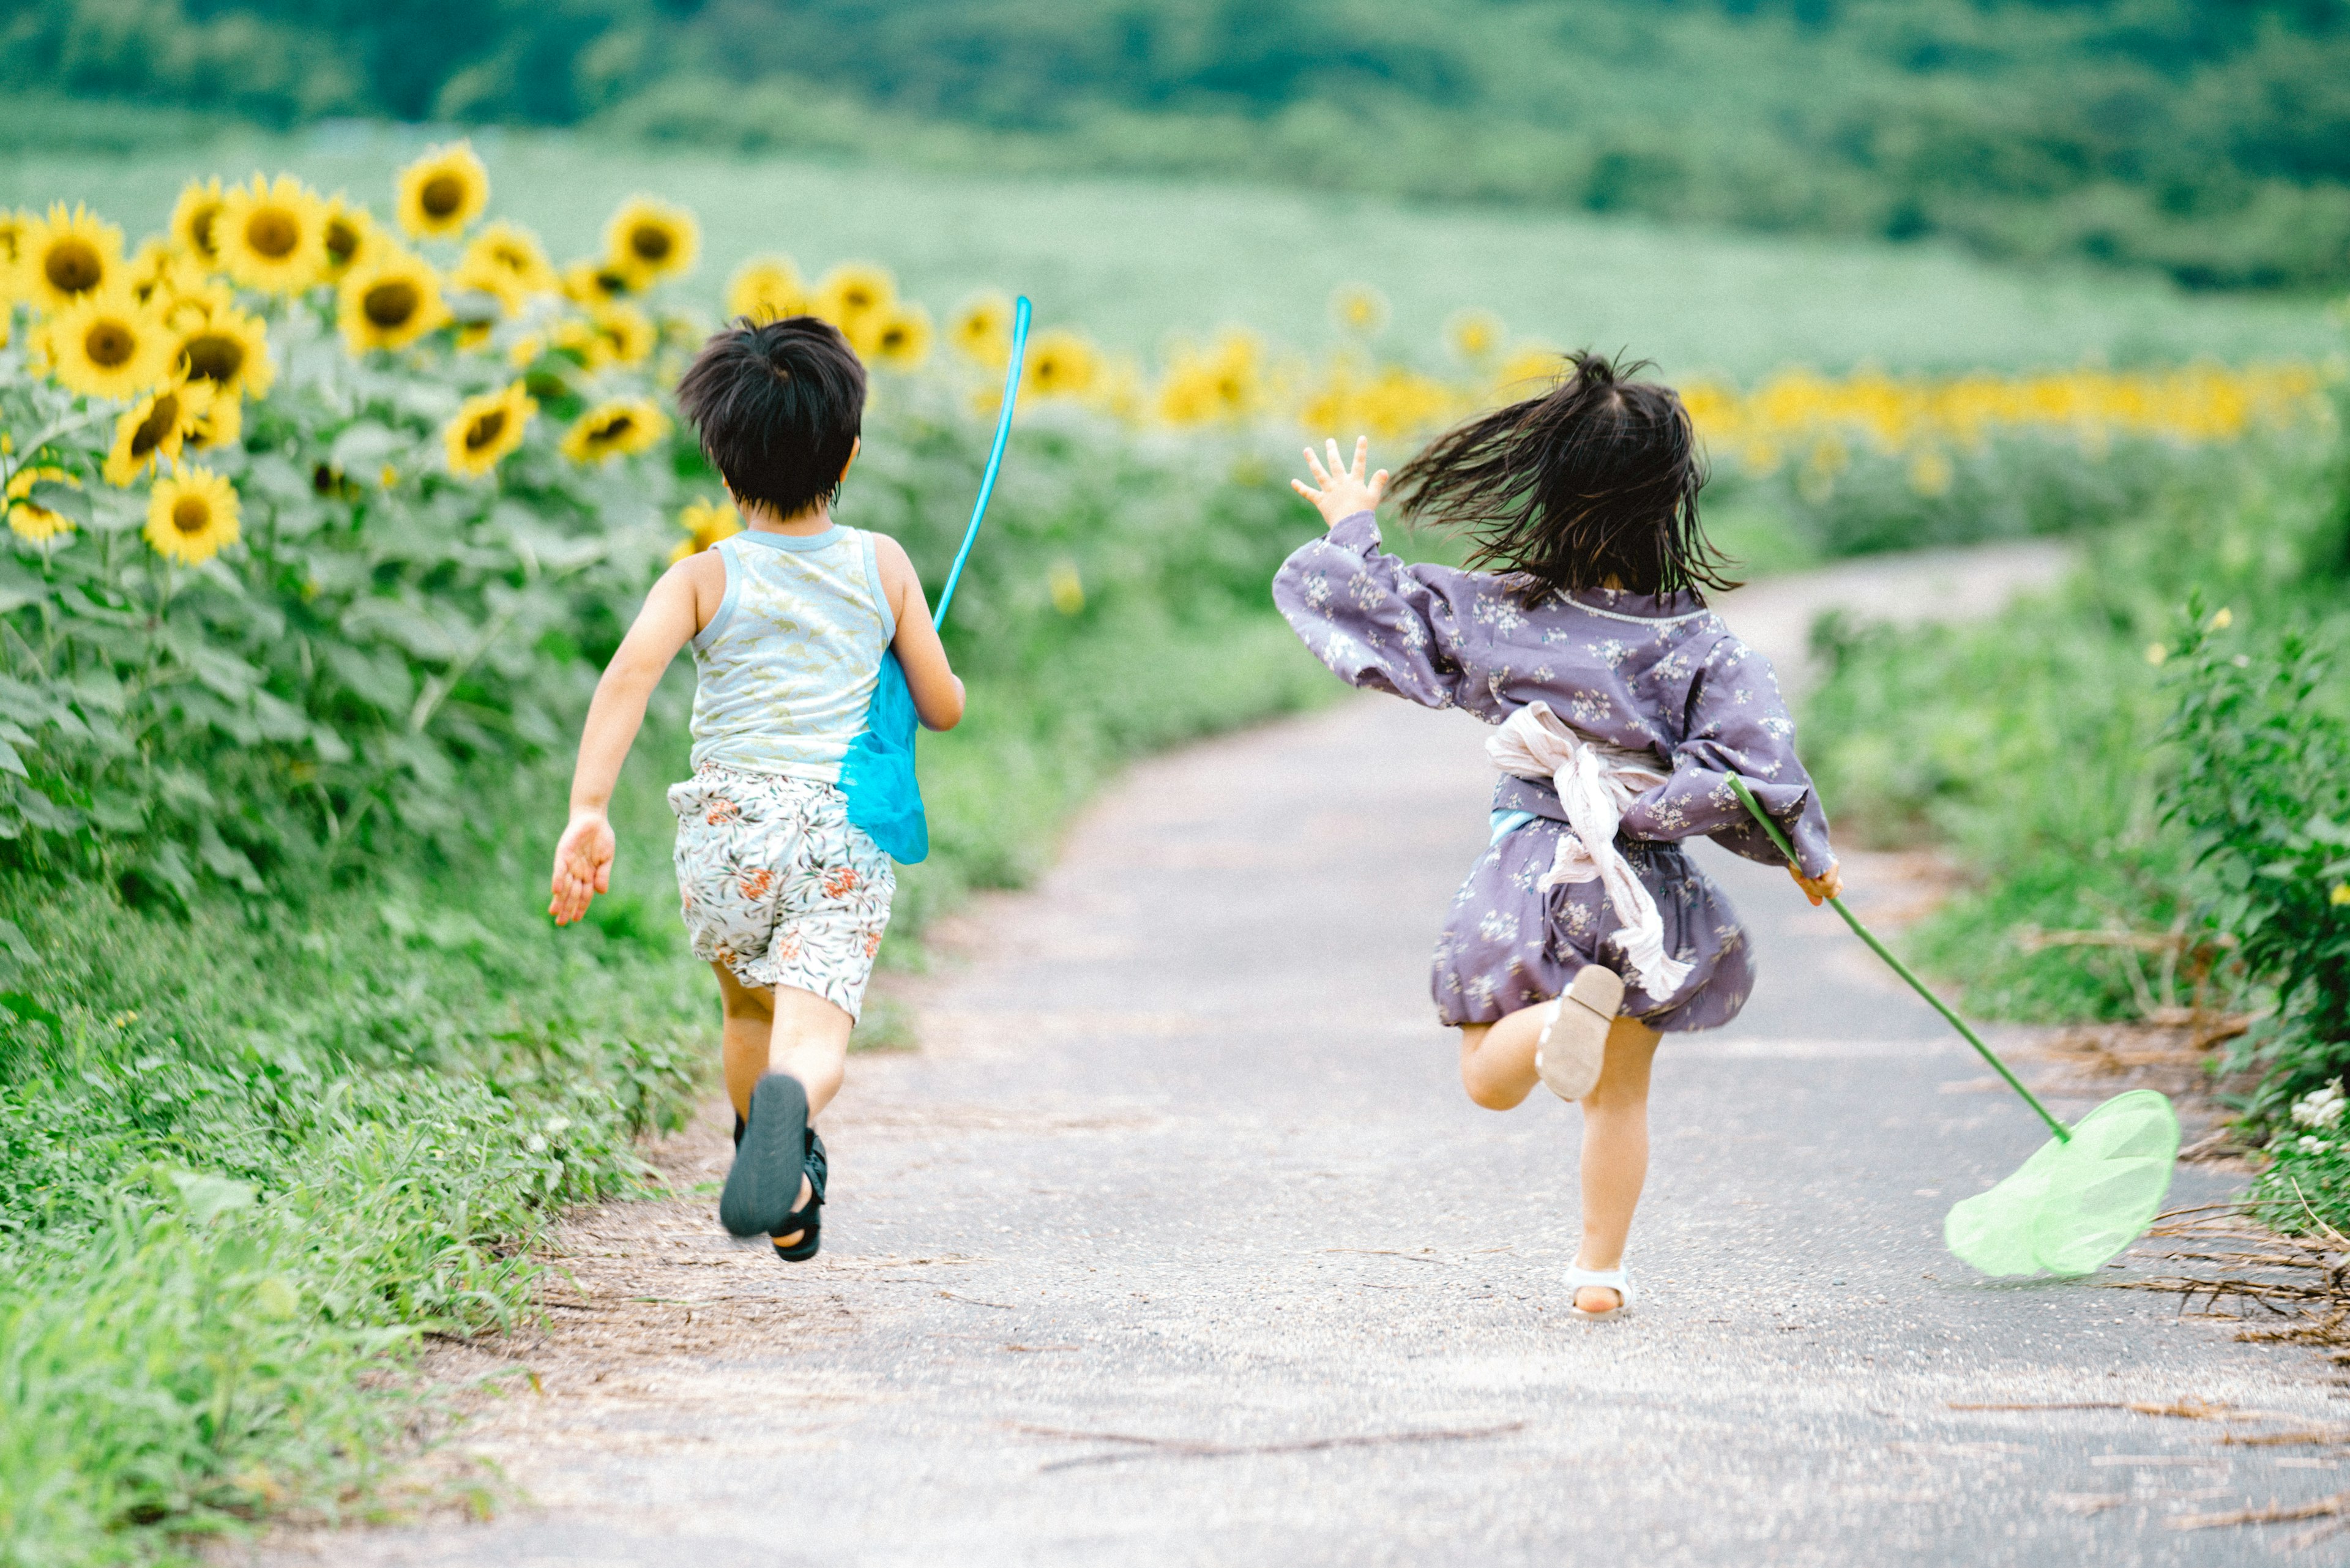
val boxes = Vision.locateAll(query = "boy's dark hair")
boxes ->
[674,316,865,519]
[1392,351,1736,600]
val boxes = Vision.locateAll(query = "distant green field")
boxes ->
[3,125,2329,381]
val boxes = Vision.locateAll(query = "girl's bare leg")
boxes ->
[1459,1004,1664,1313]
[714,963,855,1247]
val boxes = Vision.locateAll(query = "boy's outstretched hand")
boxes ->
[549,810,615,925]
[1293,436,1388,528]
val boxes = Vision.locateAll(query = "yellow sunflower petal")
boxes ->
[337,247,448,354]
[22,203,125,313]
[1023,329,1100,400]
[452,219,559,312]
[442,381,537,479]
[172,299,274,402]
[603,196,699,285]
[105,375,213,487]
[144,465,241,566]
[949,292,1015,368]
[870,304,934,371]
[170,179,228,270]
[394,141,490,241]
[320,196,382,284]
[811,263,897,352]
[726,255,806,324]
[218,174,329,294]
[559,398,668,466]
[7,465,82,543]
[48,286,173,401]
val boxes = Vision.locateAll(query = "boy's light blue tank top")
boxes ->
[688,526,895,783]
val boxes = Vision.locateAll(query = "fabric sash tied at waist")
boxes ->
[1486,700,1693,998]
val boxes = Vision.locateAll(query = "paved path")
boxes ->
[272,545,2344,1566]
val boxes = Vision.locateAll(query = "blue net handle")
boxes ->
[933,296,1031,630]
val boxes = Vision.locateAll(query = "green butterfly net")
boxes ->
[1729,780,2180,1278]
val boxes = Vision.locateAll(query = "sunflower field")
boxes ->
[0,137,2339,1562]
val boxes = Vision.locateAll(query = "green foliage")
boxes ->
[0,305,684,901]
[2159,601,2350,1114]
[13,1,2350,286]
[1804,439,2347,1022]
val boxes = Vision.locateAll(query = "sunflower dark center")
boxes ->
[247,209,299,259]
[629,225,672,263]
[171,496,210,536]
[46,240,102,294]
[190,206,222,258]
[132,395,180,458]
[464,410,507,451]
[420,174,466,219]
[85,321,136,368]
[364,280,420,328]
[325,218,360,266]
[183,334,244,383]
[595,416,635,444]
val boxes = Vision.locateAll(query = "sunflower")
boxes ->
[1022,329,1099,400]
[559,398,668,465]
[188,390,242,452]
[561,257,638,305]
[104,375,213,487]
[337,247,447,354]
[395,141,490,240]
[550,315,614,371]
[949,292,1015,368]
[21,203,124,313]
[170,178,228,271]
[1329,283,1390,338]
[0,209,29,298]
[725,255,807,324]
[218,174,329,294]
[812,263,895,350]
[319,196,381,284]
[588,301,657,365]
[668,496,742,562]
[124,237,198,309]
[604,197,699,285]
[6,466,81,543]
[144,465,240,566]
[871,304,933,371]
[442,381,536,479]
[452,220,559,312]
[47,286,173,401]
[1444,308,1505,363]
[172,299,274,401]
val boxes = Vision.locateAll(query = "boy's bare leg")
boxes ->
[1459,1005,1664,1313]
[714,963,855,1246]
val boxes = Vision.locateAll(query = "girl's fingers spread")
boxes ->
[1290,478,1316,498]
[1302,446,1329,483]
[1352,435,1369,477]
[1325,438,1343,473]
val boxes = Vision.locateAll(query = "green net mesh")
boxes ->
[1944,1089,2181,1278]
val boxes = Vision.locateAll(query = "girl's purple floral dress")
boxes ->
[1273,511,1837,1032]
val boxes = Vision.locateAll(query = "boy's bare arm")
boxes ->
[549,562,704,925]
[873,534,965,731]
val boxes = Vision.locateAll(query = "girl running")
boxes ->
[1274,353,1841,1318]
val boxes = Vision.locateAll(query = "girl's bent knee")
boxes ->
[1464,1075,1528,1111]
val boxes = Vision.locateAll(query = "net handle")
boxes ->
[932,295,1032,630]
[1726,775,2072,1144]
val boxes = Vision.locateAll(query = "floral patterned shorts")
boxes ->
[668,764,896,1020]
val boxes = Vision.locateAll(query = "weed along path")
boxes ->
[272,545,2343,1567]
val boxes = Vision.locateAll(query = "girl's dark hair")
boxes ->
[1392,351,1736,600]
[674,316,865,519]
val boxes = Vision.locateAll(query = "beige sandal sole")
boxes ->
[1534,965,1624,1102]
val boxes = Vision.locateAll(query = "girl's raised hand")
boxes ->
[1292,436,1389,528]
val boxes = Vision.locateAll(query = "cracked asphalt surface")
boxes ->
[263,546,2345,1566]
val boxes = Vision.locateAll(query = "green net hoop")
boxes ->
[1944,1089,2181,1278]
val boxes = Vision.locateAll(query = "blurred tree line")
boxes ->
[7,0,2350,289]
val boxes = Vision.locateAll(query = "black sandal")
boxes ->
[719,1073,808,1238]
[771,1129,827,1263]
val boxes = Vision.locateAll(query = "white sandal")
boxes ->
[1565,1261,1635,1321]
[1533,965,1623,1103]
